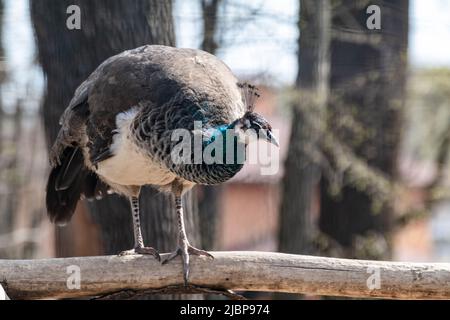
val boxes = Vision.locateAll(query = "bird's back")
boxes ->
[60,45,244,164]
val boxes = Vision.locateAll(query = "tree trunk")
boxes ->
[0,0,3,153]
[197,0,223,251]
[319,0,409,259]
[0,0,6,236]
[31,0,201,291]
[278,0,330,255]
[201,0,221,54]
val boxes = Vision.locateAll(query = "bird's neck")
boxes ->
[203,122,246,165]
[180,121,245,185]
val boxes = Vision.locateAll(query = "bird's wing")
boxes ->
[49,95,89,167]
[54,45,245,166]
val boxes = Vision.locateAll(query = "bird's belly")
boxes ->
[96,138,176,187]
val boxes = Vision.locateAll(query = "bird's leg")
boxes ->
[162,190,213,284]
[119,196,160,261]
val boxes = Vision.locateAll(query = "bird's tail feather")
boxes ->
[46,147,107,225]
[46,147,86,225]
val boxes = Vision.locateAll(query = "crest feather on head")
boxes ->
[237,82,260,112]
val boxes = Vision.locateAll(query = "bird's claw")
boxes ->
[119,246,161,261]
[162,242,214,285]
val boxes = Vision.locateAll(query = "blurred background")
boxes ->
[0,0,449,298]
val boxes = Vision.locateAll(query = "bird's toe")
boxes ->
[188,246,214,259]
[181,246,190,285]
[118,249,135,256]
[162,243,213,285]
[161,247,182,265]
[118,247,160,261]
[135,246,161,261]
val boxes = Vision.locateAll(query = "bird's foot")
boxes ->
[162,241,214,285]
[119,246,161,261]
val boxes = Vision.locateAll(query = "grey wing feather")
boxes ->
[49,81,91,167]
[59,80,90,125]
[51,45,246,167]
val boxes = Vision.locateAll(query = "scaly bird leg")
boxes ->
[119,196,160,261]
[162,189,213,285]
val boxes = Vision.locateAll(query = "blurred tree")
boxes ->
[0,1,47,259]
[404,68,450,208]
[0,0,17,257]
[31,0,201,276]
[0,0,6,237]
[197,0,223,251]
[2,103,22,245]
[0,0,3,154]
[201,0,222,54]
[278,0,330,255]
[280,0,409,263]
[319,0,409,259]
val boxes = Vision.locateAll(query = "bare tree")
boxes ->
[0,0,7,237]
[278,0,330,255]
[0,0,3,154]
[319,0,409,259]
[280,0,409,262]
[201,0,222,53]
[196,0,224,251]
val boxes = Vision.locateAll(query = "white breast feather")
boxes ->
[96,108,177,187]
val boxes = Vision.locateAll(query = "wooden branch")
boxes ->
[1,251,450,300]
[93,284,246,300]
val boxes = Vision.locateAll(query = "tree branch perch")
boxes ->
[1,251,450,300]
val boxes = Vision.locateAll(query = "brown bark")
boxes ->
[3,252,450,300]
[201,0,222,54]
[278,0,330,255]
[197,0,223,250]
[0,0,3,153]
[0,0,5,234]
[319,0,409,258]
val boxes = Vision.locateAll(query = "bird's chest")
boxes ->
[97,142,175,187]
[95,112,176,187]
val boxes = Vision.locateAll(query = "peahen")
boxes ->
[46,45,278,283]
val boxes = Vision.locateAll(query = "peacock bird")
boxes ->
[46,45,278,283]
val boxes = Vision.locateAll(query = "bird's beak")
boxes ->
[260,129,279,147]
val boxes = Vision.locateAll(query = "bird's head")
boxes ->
[231,111,279,147]
[231,82,279,147]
